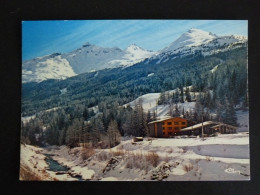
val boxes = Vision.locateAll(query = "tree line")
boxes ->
[21,46,248,147]
[21,98,152,148]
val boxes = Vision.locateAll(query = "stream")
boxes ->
[44,154,84,181]
[45,154,69,172]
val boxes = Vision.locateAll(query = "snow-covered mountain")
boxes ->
[22,43,155,83]
[108,44,156,67]
[22,53,77,83]
[61,42,125,74]
[162,28,218,53]
[146,28,247,64]
[63,43,156,73]
[22,28,247,83]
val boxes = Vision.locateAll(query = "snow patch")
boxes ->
[60,88,67,95]
[100,177,119,181]
[70,167,95,180]
[210,65,219,73]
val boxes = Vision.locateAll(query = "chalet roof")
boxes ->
[211,123,237,130]
[181,121,217,131]
[148,117,186,124]
[181,121,237,131]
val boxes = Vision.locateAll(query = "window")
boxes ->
[174,122,179,125]
[182,122,186,125]
[167,122,172,125]
[168,127,172,130]
[163,127,165,130]
[162,122,165,125]
[175,127,179,130]
[163,132,165,135]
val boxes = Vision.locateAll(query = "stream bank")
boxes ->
[44,153,84,181]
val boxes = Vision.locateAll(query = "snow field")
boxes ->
[20,132,249,181]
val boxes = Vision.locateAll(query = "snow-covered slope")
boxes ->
[146,28,247,64]
[108,44,156,67]
[61,43,125,73]
[64,43,155,72]
[124,88,198,120]
[162,28,217,53]
[22,43,155,83]
[22,54,77,83]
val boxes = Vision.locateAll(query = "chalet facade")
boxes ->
[148,117,188,138]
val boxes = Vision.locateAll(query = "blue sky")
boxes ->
[22,20,247,61]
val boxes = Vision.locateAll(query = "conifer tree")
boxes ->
[174,89,180,103]
[168,101,174,117]
[147,110,152,123]
[223,100,237,126]
[185,87,191,102]
[194,101,204,123]
[152,109,157,121]
[174,104,180,117]
[122,111,133,136]
[83,107,89,121]
[158,91,166,105]
[180,87,184,103]
[107,120,121,148]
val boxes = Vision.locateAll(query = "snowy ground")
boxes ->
[20,132,250,181]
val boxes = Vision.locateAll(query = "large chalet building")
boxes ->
[148,117,237,138]
[148,117,188,138]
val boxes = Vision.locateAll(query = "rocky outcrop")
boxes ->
[150,162,179,181]
[102,156,122,173]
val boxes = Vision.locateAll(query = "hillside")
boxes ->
[22,46,247,117]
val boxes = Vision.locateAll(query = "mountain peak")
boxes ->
[126,44,142,50]
[187,28,208,33]
[187,27,200,33]
[184,28,217,38]
[187,28,218,38]
[162,28,217,53]
[82,42,92,47]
